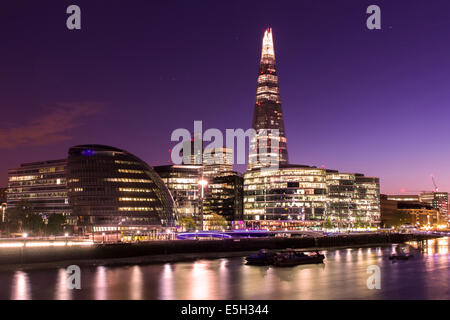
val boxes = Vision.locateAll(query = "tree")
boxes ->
[46,214,67,235]
[179,217,196,231]
[323,217,333,230]
[207,213,228,231]
[6,200,44,235]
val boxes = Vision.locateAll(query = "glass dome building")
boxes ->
[67,145,176,237]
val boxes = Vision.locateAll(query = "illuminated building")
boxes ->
[420,192,448,225]
[203,173,243,230]
[0,188,6,224]
[67,145,176,238]
[203,147,233,177]
[380,194,439,228]
[244,165,328,230]
[154,164,203,229]
[326,171,356,228]
[386,195,420,202]
[354,175,381,226]
[382,192,448,227]
[7,159,71,218]
[157,146,243,230]
[243,29,380,230]
[244,166,380,230]
[249,28,288,169]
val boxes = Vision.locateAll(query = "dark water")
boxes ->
[1,237,449,300]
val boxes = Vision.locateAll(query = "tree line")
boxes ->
[0,200,67,237]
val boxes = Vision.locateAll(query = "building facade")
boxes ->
[244,165,328,230]
[203,173,243,230]
[420,192,448,225]
[244,165,380,230]
[380,194,439,228]
[326,171,356,228]
[249,28,289,169]
[7,159,71,219]
[67,145,176,238]
[354,175,381,226]
[154,164,203,230]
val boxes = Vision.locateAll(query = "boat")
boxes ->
[389,253,414,260]
[389,246,414,260]
[273,250,325,267]
[245,249,277,265]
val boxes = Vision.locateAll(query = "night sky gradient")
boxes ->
[1,0,450,194]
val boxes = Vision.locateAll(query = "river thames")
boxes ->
[1,237,449,300]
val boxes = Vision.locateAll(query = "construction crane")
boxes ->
[430,174,439,192]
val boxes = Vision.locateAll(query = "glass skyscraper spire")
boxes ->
[249,28,289,169]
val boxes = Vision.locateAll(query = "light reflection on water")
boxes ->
[3,237,450,300]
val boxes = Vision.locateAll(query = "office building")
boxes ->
[7,159,71,218]
[380,194,439,228]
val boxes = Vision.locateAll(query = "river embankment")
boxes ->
[0,232,439,271]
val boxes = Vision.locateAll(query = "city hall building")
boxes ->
[67,145,176,239]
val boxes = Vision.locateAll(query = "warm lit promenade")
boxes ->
[0,232,441,267]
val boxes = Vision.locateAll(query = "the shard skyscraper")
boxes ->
[248,28,289,169]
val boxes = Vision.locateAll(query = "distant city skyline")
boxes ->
[1,1,450,194]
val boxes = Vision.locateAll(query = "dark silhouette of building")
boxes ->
[249,28,289,169]
[67,145,176,236]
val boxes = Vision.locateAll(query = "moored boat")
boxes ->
[389,253,414,260]
[245,249,276,265]
[273,250,325,267]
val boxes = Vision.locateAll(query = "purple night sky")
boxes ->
[1,0,450,194]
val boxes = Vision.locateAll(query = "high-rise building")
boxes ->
[249,28,288,169]
[203,147,233,177]
[326,171,356,228]
[243,29,380,230]
[67,145,176,238]
[154,164,203,230]
[203,174,243,230]
[354,175,381,226]
[7,159,71,219]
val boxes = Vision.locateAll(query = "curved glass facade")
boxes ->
[67,145,176,234]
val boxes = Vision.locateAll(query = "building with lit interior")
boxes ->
[243,165,380,230]
[0,188,6,224]
[248,28,288,169]
[382,192,448,228]
[67,145,176,239]
[420,192,448,225]
[243,29,380,230]
[380,194,439,228]
[154,164,203,230]
[156,147,243,231]
[7,159,71,220]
